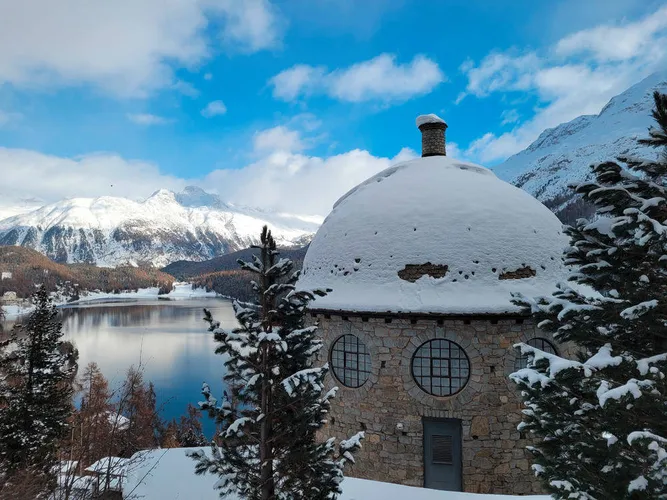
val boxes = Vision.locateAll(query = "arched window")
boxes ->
[514,337,558,371]
[330,334,371,388]
[411,339,470,396]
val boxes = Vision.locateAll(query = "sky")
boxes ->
[1,0,666,218]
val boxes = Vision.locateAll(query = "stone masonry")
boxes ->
[397,263,449,282]
[309,312,570,495]
[418,122,447,157]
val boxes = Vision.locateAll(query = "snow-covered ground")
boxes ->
[1,283,218,320]
[123,448,549,500]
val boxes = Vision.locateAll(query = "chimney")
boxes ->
[416,114,448,157]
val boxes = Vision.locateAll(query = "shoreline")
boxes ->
[1,282,219,320]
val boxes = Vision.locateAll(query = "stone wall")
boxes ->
[310,312,570,495]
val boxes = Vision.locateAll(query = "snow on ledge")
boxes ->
[123,447,550,500]
[416,113,447,127]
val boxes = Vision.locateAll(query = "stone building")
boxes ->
[296,114,569,494]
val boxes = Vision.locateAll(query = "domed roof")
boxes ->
[297,154,568,315]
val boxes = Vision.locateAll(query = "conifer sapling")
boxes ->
[190,226,363,500]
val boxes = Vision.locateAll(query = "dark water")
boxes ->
[57,298,237,433]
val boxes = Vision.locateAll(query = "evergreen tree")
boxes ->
[175,404,207,447]
[511,91,667,499]
[0,287,78,485]
[190,226,363,500]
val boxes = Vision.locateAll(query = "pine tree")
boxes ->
[0,287,78,485]
[190,226,363,500]
[511,91,667,499]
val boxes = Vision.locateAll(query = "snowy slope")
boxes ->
[123,448,549,500]
[494,72,667,218]
[0,186,319,268]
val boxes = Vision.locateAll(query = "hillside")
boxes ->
[494,71,667,222]
[0,246,174,298]
[162,245,308,280]
[0,186,317,268]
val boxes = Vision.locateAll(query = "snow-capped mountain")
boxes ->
[0,186,320,267]
[494,72,667,220]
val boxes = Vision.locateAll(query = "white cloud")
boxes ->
[203,73,213,80]
[171,80,200,98]
[270,64,327,101]
[270,53,444,103]
[127,113,172,126]
[216,0,284,53]
[0,109,22,127]
[201,100,227,117]
[0,148,188,210]
[0,0,283,97]
[0,138,415,219]
[253,126,305,152]
[1,109,382,218]
[459,5,667,163]
[555,5,667,61]
[500,109,520,125]
[457,53,539,102]
[205,147,415,216]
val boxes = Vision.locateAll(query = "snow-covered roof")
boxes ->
[86,456,129,475]
[297,155,568,315]
[123,447,548,500]
[107,411,130,430]
[54,460,79,475]
[416,113,447,127]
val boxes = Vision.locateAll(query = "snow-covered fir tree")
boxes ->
[511,91,667,499]
[190,226,363,500]
[0,287,78,487]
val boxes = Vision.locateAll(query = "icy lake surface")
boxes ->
[59,298,237,433]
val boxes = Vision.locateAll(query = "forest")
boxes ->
[0,246,174,299]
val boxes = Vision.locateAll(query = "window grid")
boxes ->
[411,339,470,397]
[330,334,371,388]
[514,337,558,371]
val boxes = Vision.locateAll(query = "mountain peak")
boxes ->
[495,71,667,222]
[0,189,315,267]
[148,188,177,201]
[175,186,225,209]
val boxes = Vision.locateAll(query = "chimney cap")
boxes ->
[416,114,447,129]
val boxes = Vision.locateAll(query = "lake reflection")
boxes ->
[58,298,237,429]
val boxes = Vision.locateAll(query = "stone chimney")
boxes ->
[416,114,448,157]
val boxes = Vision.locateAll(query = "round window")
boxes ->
[514,338,557,371]
[411,339,470,397]
[330,334,371,388]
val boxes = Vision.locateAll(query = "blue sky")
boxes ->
[0,0,666,217]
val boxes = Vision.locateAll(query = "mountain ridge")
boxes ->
[493,71,667,220]
[0,187,317,268]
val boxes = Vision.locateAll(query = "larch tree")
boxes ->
[0,287,78,489]
[511,91,667,499]
[190,226,363,500]
[70,362,114,464]
[118,367,162,457]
